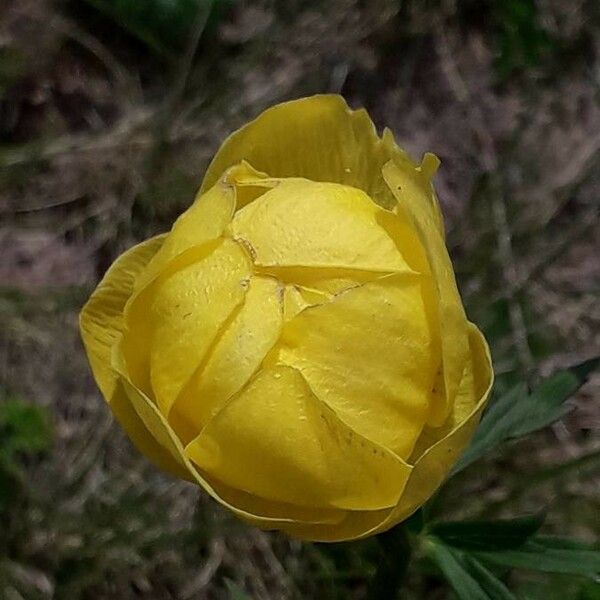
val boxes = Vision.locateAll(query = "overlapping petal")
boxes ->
[202,95,421,211]
[185,365,412,511]
[383,160,469,426]
[275,273,438,459]
[123,239,252,415]
[130,162,272,303]
[79,234,188,480]
[171,274,283,437]
[281,323,493,541]
[80,94,494,543]
[230,178,413,273]
[115,364,349,529]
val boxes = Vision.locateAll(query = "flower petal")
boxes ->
[281,507,392,542]
[170,275,283,437]
[275,273,438,459]
[132,162,267,297]
[383,159,469,425]
[230,178,414,274]
[115,366,347,527]
[123,239,252,415]
[80,235,189,479]
[382,130,445,235]
[185,365,412,511]
[80,235,166,400]
[281,323,492,542]
[201,95,408,209]
[282,284,329,321]
[376,323,493,532]
[202,475,347,527]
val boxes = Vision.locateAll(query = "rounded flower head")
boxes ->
[80,95,493,541]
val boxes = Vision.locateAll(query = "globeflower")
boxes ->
[80,95,493,541]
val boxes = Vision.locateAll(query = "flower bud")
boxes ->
[80,95,493,541]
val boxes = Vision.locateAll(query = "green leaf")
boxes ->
[452,382,526,475]
[511,358,599,437]
[81,0,226,57]
[429,514,545,551]
[461,555,516,600]
[426,539,490,600]
[453,357,599,474]
[535,536,598,551]
[475,537,600,579]
[225,579,253,600]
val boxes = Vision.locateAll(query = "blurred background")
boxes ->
[0,0,598,598]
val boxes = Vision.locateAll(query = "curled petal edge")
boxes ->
[201,94,445,230]
[281,323,493,541]
[79,228,348,527]
[127,162,271,310]
[79,235,166,404]
[114,355,349,527]
[383,159,469,426]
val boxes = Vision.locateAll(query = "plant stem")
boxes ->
[366,525,412,600]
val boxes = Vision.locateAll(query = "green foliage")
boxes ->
[429,514,545,551]
[426,539,513,600]
[424,520,600,599]
[80,0,230,57]
[453,357,599,475]
[474,537,600,579]
[460,555,516,600]
[511,359,599,437]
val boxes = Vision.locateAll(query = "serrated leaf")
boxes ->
[429,514,545,551]
[475,537,600,579]
[426,539,490,600]
[453,357,599,475]
[225,578,253,600]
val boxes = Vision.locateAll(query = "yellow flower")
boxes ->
[80,95,493,542]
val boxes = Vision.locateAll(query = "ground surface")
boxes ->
[0,1,599,598]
